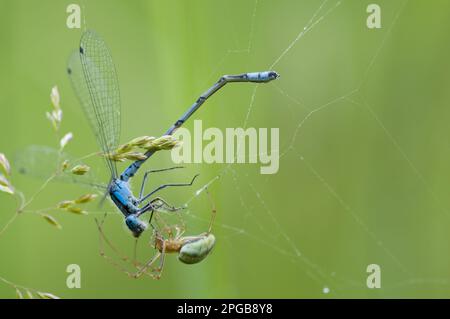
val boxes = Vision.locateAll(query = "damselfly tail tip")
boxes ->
[268,71,280,80]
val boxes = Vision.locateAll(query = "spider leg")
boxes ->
[149,197,185,212]
[154,209,186,240]
[95,213,130,262]
[153,242,166,280]
[135,183,193,229]
[133,227,171,280]
[133,238,139,267]
[204,188,217,233]
[132,250,163,279]
[95,214,163,279]
[136,197,185,229]
[95,214,144,277]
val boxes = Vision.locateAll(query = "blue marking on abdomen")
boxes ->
[247,71,270,81]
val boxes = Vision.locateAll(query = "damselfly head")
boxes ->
[125,215,147,238]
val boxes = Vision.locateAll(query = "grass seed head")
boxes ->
[101,152,126,162]
[74,193,98,204]
[71,164,90,175]
[0,174,9,187]
[129,136,155,146]
[57,200,75,208]
[50,86,60,109]
[143,135,180,151]
[60,132,73,149]
[115,143,133,154]
[0,174,14,195]
[15,289,24,299]
[46,109,63,131]
[122,152,148,161]
[38,292,60,299]
[61,160,70,171]
[42,214,62,229]
[66,207,87,215]
[0,153,11,176]
[47,86,62,131]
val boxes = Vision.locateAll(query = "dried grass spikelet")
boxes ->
[0,153,11,176]
[65,207,87,215]
[46,109,62,131]
[0,153,14,194]
[101,152,126,162]
[122,152,147,161]
[61,160,70,172]
[142,135,181,151]
[57,194,97,215]
[129,136,155,146]
[116,143,133,154]
[41,214,62,229]
[46,86,63,131]
[71,164,90,175]
[74,193,98,204]
[100,135,179,163]
[60,132,73,150]
[50,86,60,109]
[16,289,59,300]
[0,174,9,187]
[15,289,24,299]
[0,174,14,195]
[101,151,147,162]
[37,292,60,299]
[114,136,154,154]
[57,200,75,208]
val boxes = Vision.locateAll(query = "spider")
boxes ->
[95,187,217,279]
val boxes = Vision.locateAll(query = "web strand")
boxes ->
[178,0,446,294]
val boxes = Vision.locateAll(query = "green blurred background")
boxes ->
[1,0,450,298]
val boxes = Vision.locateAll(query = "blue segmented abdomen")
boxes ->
[246,71,279,82]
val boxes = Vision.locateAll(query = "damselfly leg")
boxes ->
[138,167,185,200]
[137,174,199,205]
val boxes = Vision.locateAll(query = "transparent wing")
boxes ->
[67,30,121,178]
[15,145,107,191]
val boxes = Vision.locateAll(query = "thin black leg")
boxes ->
[138,166,185,200]
[137,174,199,204]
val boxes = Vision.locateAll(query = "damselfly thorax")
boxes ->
[109,179,139,216]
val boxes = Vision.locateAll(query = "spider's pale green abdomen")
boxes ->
[178,233,216,264]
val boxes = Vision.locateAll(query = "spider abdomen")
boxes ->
[178,233,216,265]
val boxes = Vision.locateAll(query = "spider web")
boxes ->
[54,0,450,297]
[140,0,450,296]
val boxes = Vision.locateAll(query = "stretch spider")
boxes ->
[95,187,217,279]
